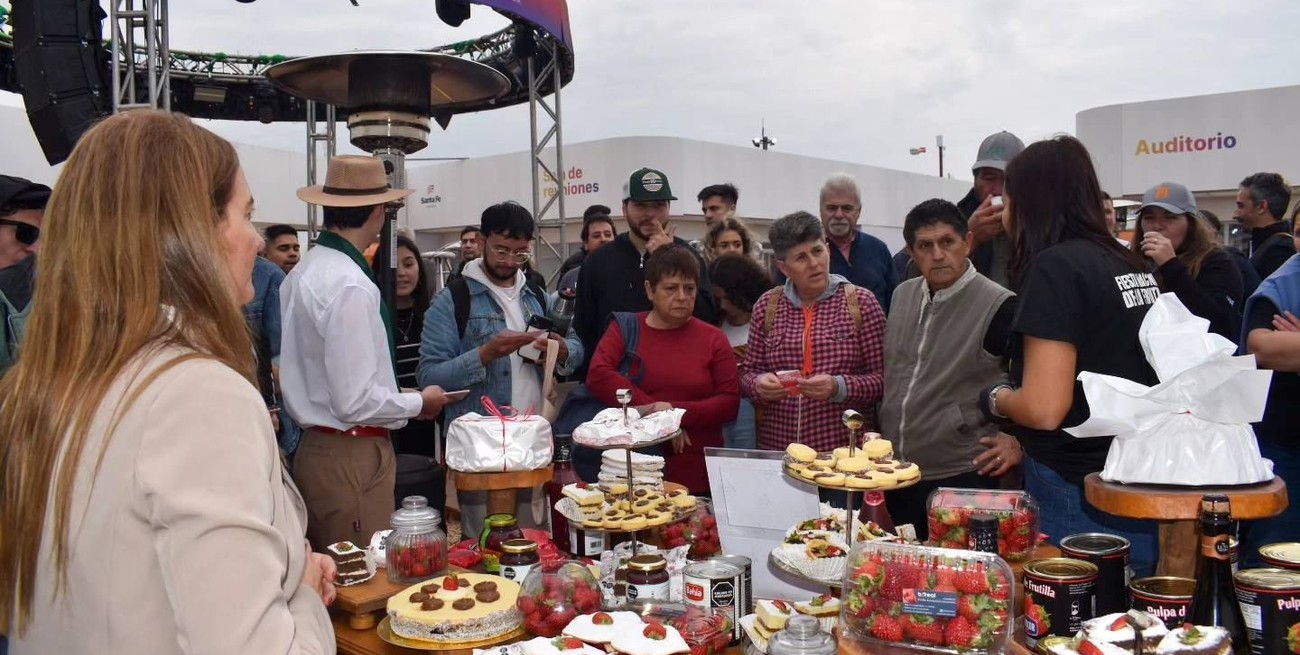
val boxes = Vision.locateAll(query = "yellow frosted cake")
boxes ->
[386,573,523,643]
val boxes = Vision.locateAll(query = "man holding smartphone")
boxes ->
[418,201,584,536]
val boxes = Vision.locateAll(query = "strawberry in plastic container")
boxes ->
[517,559,602,637]
[655,500,721,560]
[667,606,732,655]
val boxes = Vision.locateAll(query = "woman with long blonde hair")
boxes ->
[0,111,335,653]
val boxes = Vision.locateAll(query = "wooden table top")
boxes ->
[1084,473,1288,520]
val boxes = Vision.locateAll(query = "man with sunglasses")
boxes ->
[0,175,51,375]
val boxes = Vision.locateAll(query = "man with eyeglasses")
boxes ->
[879,199,1019,539]
[419,201,584,536]
[572,167,716,378]
[817,173,899,313]
[0,175,51,375]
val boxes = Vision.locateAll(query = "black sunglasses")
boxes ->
[0,219,39,246]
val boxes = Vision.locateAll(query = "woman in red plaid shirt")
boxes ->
[741,211,887,453]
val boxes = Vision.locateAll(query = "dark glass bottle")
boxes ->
[856,491,896,535]
[545,434,580,554]
[1188,494,1248,654]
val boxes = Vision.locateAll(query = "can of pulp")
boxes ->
[1233,567,1300,655]
[712,554,753,617]
[1129,576,1196,629]
[1022,558,1098,649]
[1059,532,1131,615]
[683,559,743,643]
[1260,543,1300,571]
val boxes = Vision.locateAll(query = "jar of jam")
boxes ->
[626,554,670,601]
[499,539,539,582]
[479,513,524,573]
[386,495,447,583]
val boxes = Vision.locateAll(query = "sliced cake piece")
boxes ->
[562,482,605,507]
[1081,610,1169,651]
[326,540,374,586]
[756,599,794,633]
[1155,625,1232,655]
[793,594,841,617]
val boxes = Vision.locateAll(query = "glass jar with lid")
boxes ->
[767,615,836,655]
[479,513,525,573]
[386,495,447,583]
[625,554,670,601]
[499,539,540,582]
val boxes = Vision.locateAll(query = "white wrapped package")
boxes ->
[573,407,685,447]
[445,398,553,473]
[1065,294,1274,485]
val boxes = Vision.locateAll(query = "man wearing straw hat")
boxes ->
[281,155,449,550]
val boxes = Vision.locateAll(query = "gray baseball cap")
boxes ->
[1139,182,1198,215]
[972,131,1025,172]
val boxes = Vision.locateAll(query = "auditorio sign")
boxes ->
[1134,132,1238,156]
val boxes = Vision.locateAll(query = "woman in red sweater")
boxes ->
[587,246,740,493]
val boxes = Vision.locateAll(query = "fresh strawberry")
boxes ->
[868,613,904,642]
[989,569,1011,601]
[518,596,537,615]
[551,606,577,627]
[810,593,833,607]
[1287,622,1300,653]
[442,575,459,591]
[1077,640,1105,655]
[953,566,993,595]
[944,616,978,648]
[957,594,995,621]
[553,637,585,651]
[903,615,945,645]
[643,623,668,641]
[932,507,962,526]
[592,612,614,625]
[1109,615,1131,631]
[846,591,875,618]
[880,561,922,602]
[688,645,708,655]
[853,559,885,593]
[771,600,791,613]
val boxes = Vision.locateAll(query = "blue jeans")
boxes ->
[1023,457,1159,578]
[1240,440,1300,568]
[722,398,757,449]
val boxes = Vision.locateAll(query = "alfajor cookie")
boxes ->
[862,438,893,459]
[785,443,817,463]
[811,471,845,486]
[835,457,872,473]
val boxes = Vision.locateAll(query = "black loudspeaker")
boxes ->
[11,0,112,165]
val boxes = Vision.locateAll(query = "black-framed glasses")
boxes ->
[0,219,39,246]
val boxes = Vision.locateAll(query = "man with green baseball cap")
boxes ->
[571,166,716,378]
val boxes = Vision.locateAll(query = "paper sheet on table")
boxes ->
[1065,294,1274,485]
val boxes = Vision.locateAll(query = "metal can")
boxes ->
[1260,542,1300,571]
[1129,576,1196,629]
[712,554,753,617]
[683,560,743,643]
[1059,532,1131,615]
[1022,558,1098,648]
[1233,567,1300,655]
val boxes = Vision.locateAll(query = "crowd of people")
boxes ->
[0,110,1296,652]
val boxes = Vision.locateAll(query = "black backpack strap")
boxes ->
[450,277,470,339]
[526,277,549,315]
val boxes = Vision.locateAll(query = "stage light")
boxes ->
[435,0,470,27]
[511,22,536,59]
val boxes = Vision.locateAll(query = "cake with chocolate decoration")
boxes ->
[386,573,522,643]
[326,541,374,586]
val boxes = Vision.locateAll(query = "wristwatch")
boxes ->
[979,383,1014,422]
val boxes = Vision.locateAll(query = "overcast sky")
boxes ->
[5,0,1300,180]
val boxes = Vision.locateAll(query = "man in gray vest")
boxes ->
[879,199,1020,540]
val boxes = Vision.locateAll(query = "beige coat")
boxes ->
[12,349,335,655]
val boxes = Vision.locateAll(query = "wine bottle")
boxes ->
[856,491,896,535]
[545,434,579,554]
[1187,494,1248,655]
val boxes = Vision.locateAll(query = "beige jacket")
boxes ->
[12,349,335,655]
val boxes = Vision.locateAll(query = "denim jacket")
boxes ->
[417,277,584,424]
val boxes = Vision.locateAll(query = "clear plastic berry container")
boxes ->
[926,488,1039,562]
[840,541,1014,654]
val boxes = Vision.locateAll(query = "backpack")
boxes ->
[448,275,549,338]
[762,283,863,335]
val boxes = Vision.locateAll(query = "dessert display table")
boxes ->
[449,466,554,517]
[1083,473,1288,577]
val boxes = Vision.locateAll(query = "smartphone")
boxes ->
[517,315,553,363]
[990,195,1004,209]
[443,389,471,402]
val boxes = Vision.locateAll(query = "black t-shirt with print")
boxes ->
[1009,238,1160,484]
[1246,298,1300,449]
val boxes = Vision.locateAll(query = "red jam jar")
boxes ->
[479,513,524,574]
[499,539,540,582]
[626,554,670,601]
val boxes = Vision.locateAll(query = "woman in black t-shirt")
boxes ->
[1130,182,1244,341]
[981,136,1161,577]
[393,235,438,458]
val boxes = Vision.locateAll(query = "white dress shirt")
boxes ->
[280,245,422,430]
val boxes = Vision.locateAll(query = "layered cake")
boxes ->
[1080,610,1169,651]
[1043,623,1230,655]
[754,599,793,640]
[327,541,374,586]
[386,573,522,643]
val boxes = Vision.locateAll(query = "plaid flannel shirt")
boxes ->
[740,280,886,453]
